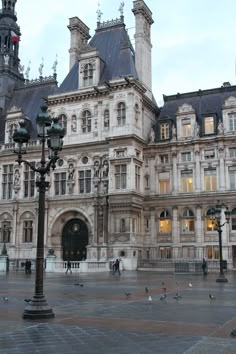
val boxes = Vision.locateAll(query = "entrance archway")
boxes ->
[62,219,88,261]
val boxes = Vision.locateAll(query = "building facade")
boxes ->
[0,0,236,271]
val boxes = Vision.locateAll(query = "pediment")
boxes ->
[224,96,236,107]
[177,103,194,114]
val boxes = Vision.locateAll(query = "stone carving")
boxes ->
[4,54,9,66]
[14,169,20,188]
[172,125,176,139]
[218,121,224,134]
[193,122,200,138]
[149,127,155,142]
[38,58,44,77]
[101,160,109,178]
[68,163,75,182]
[71,115,77,132]
[93,160,100,178]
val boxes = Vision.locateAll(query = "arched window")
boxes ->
[117,102,126,126]
[83,63,93,86]
[159,210,171,233]
[58,114,67,135]
[182,209,194,232]
[81,110,91,133]
[104,109,109,128]
[206,209,218,231]
[231,208,236,231]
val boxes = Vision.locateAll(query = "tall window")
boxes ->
[58,114,67,135]
[159,210,171,233]
[81,110,91,133]
[8,123,17,143]
[24,162,35,198]
[115,164,127,189]
[207,246,219,259]
[117,102,126,126]
[181,152,191,162]
[159,172,170,194]
[159,247,172,259]
[206,209,218,231]
[229,112,236,131]
[229,168,236,190]
[120,219,126,232]
[182,209,194,232]
[54,172,66,195]
[204,116,214,134]
[134,103,140,122]
[181,171,193,193]
[181,119,191,137]
[79,170,91,193]
[135,165,140,190]
[0,221,11,243]
[231,208,236,231]
[83,63,93,86]
[104,109,109,128]
[229,148,236,158]
[23,220,33,243]
[2,164,13,199]
[204,169,217,191]
[160,123,169,140]
[160,154,169,163]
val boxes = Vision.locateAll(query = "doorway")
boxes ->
[62,218,88,261]
[232,246,236,269]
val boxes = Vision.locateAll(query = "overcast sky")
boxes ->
[16,0,236,105]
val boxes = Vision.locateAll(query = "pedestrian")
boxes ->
[113,258,121,276]
[28,259,32,274]
[65,259,72,274]
[202,258,207,275]
[25,259,31,274]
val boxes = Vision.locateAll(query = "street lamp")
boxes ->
[0,223,11,256]
[13,105,64,319]
[209,201,231,283]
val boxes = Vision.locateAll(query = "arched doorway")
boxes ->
[62,219,88,261]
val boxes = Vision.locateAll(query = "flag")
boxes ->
[11,31,20,42]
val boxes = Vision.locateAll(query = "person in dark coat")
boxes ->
[202,258,207,275]
[65,260,72,274]
[113,259,121,276]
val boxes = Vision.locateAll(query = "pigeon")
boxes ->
[145,287,149,294]
[148,295,152,302]
[189,282,192,288]
[162,287,167,292]
[209,294,216,300]
[3,297,9,302]
[24,298,32,303]
[173,293,182,300]
[230,329,236,337]
[160,294,167,300]
[124,292,132,298]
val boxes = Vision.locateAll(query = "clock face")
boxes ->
[58,159,64,167]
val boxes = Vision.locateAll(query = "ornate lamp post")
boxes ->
[13,105,64,319]
[209,201,231,283]
[0,224,11,256]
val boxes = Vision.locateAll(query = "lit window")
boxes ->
[115,164,127,189]
[160,123,169,140]
[83,63,93,86]
[206,209,218,231]
[159,172,170,194]
[159,210,171,233]
[181,171,193,193]
[23,220,33,243]
[117,102,126,126]
[182,209,194,232]
[204,116,214,134]
[181,119,191,137]
[79,170,91,193]
[58,114,67,135]
[204,169,217,191]
[229,112,236,131]
[207,246,219,259]
[81,110,91,133]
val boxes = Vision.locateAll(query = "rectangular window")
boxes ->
[204,116,214,134]
[204,150,215,159]
[115,164,127,189]
[181,119,191,137]
[79,170,91,193]
[229,148,236,158]
[229,168,236,190]
[160,123,169,140]
[120,219,126,232]
[182,246,195,258]
[0,222,11,243]
[23,220,33,243]
[54,172,66,195]
[159,220,171,233]
[207,246,219,259]
[2,164,13,199]
[204,169,217,191]
[181,152,191,162]
[159,172,170,194]
[159,247,171,259]
[182,219,194,232]
[229,113,236,131]
[24,162,35,198]
[160,154,169,163]
[135,165,140,190]
[181,171,193,193]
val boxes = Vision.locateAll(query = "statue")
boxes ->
[68,164,75,181]
[25,61,31,80]
[104,110,109,128]
[193,122,200,138]
[102,160,109,178]
[14,169,20,187]
[149,127,155,142]
[119,1,124,17]
[71,116,77,132]
[4,54,9,66]
[218,121,224,134]
[52,55,58,75]
[172,125,177,139]
[39,57,44,77]
[19,63,24,74]
[94,160,100,178]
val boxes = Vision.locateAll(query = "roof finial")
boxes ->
[119,1,125,18]
[52,54,58,78]
[39,57,44,78]
[96,1,103,23]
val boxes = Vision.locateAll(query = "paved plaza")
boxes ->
[0,269,236,353]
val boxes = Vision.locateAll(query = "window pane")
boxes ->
[205,117,214,134]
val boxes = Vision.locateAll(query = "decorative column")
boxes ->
[172,151,178,194]
[194,147,201,192]
[218,145,225,191]
[172,206,179,259]
[195,205,203,259]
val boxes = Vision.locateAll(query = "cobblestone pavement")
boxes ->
[0,270,236,353]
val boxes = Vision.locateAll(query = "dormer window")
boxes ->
[160,123,169,140]
[204,116,214,134]
[83,63,94,87]
[229,112,236,131]
[117,102,126,126]
[181,118,191,137]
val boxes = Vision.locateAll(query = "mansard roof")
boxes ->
[159,83,236,122]
[60,21,137,93]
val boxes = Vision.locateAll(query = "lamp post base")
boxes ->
[216,273,228,283]
[23,296,55,319]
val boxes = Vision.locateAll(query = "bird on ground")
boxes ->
[160,294,167,300]
[124,292,132,298]
[145,287,149,294]
[24,298,31,303]
[173,293,182,300]
[230,329,236,337]
[3,297,9,302]
[148,295,152,302]
[189,282,192,288]
[209,294,216,300]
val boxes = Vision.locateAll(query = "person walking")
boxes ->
[65,259,72,274]
[202,258,207,275]
[113,258,121,276]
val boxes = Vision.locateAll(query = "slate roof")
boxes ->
[60,22,137,93]
[159,84,236,123]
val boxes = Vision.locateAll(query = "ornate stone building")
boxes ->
[0,0,236,271]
